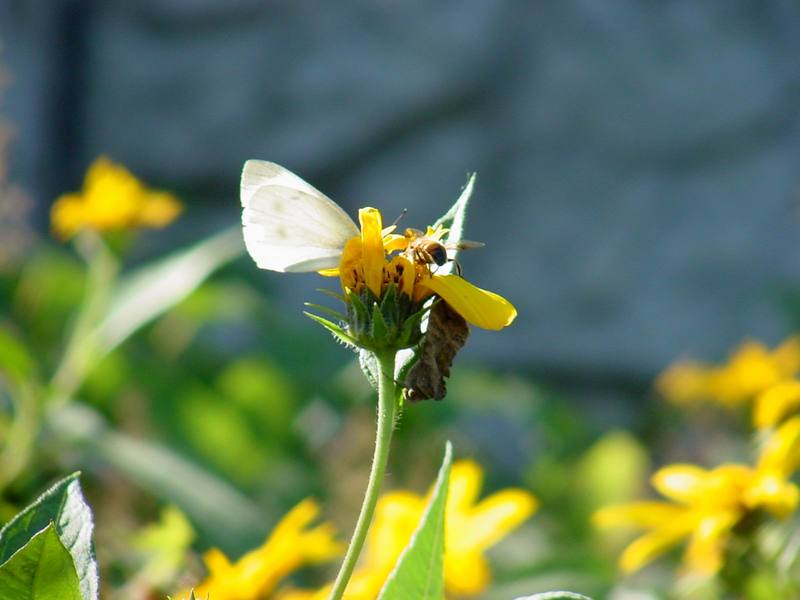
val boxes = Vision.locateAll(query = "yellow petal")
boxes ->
[757,416,800,478]
[421,274,516,330]
[772,336,800,376]
[446,460,484,513]
[651,464,709,504]
[618,514,696,573]
[444,551,491,596]
[593,501,685,529]
[384,255,415,298]
[358,207,385,297]
[755,381,800,430]
[450,489,538,552]
[683,511,738,575]
[655,361,714,405]
[383,233,408,252]
[744,471,799,518]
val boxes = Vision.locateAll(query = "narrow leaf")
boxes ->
[432,173,475,275]
[94,226,243,355]
[378,441,453,600]
[0,524,83,600]
[304,313,358,348]
[303,302,348,322]
[46,403,267,550]
[0,473,98,600]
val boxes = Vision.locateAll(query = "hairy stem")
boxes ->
[327,350,398,600]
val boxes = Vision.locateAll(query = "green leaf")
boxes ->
[432,173,475,275]
[378,441,453,600]
[0,328,35,383]
[303,312,357,348]
[0,473,98,600]
[513,593,593,600]
[0,524,83,600]
[93,226,243,356]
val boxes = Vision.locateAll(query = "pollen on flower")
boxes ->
[50,156,182,240]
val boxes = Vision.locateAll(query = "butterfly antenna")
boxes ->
[390,208,408,228]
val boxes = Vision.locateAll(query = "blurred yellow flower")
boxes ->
[278,460,537,600]
[656,336,800,408]
[594,417,800,576]
[178,498,342,600]
[754,380,800,430]
[51,156,182,239]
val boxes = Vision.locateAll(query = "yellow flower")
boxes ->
[754,380,800,430]
[656,336,800,408]
[594,418,800,575]
[51,156,181,239]
[178,498,342,600]
[330,208,516,331]
[278,460,537,600]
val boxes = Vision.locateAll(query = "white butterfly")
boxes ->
[240,160,360,272]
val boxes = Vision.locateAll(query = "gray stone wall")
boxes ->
[3,1,800,378]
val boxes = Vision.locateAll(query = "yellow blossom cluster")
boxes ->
[180,461,536,600]
[656,336,800,429]
[323,207,516,331]
[51,156,182,239]
[594,417,800,576]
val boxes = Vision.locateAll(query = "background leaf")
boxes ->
[0,524,83,600]
[47,403,266,549]
[513,593,593,600]
[0,473,98,600]
[94,226,243,356]
[377,441,453,600]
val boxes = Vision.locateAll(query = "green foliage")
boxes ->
[0,524,83,600]
[377,441,453,600]
[513,594,593,600]
[0,473,97,600]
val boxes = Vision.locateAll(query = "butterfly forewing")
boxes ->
[241,161,359,272]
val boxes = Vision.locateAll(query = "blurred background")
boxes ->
[2,1,800,598]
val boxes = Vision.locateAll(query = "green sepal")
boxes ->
[316,288,347,303]
[303,302,348,322]
[346,290,370,337]
[303,312,358,349]
[359,350,380,391]
[379,284,400,329]
[371,302,389,343]
[397,303,429,348]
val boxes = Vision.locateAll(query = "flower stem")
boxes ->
[327,350,398,600]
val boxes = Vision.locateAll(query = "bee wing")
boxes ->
[241,160,360,272]
[445,239,485,251]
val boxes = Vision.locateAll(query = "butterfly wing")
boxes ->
[241,160,360,272]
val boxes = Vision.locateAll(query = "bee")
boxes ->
[403,228,484,268]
